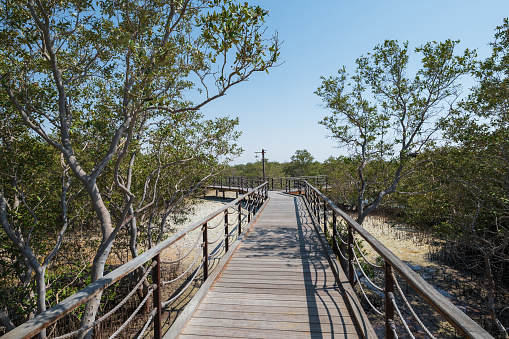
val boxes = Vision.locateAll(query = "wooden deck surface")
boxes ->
[177,192,362,338]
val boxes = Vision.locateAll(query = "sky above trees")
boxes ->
[197,0,509,164]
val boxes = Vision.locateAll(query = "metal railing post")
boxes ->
[348,224,355,286]
[247,196,251,223]
[314,193,318,217]
[224,210,229,252]
[152,254,162,339]
[203,223,208,280]
[385,263,395,339]
[323,201,327,235]
[238,203,242,235]
[332,213,339,257]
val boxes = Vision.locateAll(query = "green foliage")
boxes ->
[0,0,280,328]
[225,150,323,178]
[283,149,321,177]
[316,39,475,223]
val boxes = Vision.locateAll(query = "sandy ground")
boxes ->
[361,214,441,270]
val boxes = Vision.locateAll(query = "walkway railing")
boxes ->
[2,183,269,339]
[301,180,493,339]
[213,175,329,191]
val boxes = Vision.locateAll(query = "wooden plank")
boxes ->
[163,195,271,339]
[191,312,356,327]
[202,293,352,305]
[197,303,353,318]
[208,287,341,297]
[179,327,351,339]
[182,318,359,334]
[175,192,364,339]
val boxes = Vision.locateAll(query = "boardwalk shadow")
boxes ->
[234,192,353,338]
[293,194,351,338]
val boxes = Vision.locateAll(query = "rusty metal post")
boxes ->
[238,203,242,235]
[323,201,327,235]
[314,193,318,217]
[332,213,339,257]
[152,254,162,339]
[203,223,208,280]
[385,263,395,339]
[247,196,251,223]
[348,225,355,286]
[224,210,229,252]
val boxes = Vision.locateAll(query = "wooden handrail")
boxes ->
[302,180,493,339]
[213,175,329,191]
[2,183,269,339]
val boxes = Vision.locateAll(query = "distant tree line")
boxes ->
[224,149,323,178]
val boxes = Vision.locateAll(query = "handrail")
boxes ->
[213,175,329,191]
[2,182,269,339]
[301,180,493,339]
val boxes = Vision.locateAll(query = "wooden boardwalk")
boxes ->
[176,191,364,338]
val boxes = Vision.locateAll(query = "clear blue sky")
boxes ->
[199,1,509,165]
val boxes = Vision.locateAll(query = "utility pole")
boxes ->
[255,149,267,179]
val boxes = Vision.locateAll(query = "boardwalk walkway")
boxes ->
[175,191,363,338]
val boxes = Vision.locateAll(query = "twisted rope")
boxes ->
[352,261,384,316]
[333,223,348,245]
[227,218,239,226]
[161,232,201,264]
[335,243,348,261]
[389,319,399,339]
[352,246,384,292]
[207,217,224,230]
[136,308,156,339]
[391,271,436,338]
[336,220,348,232]
[227,205,239,213]
[162,260,204,308]
[108,288,154,339]
[54,262,155,339]
[207,231,224,245]
[354,238,383,269]
[163,246,202,285]
[388,292,415,339]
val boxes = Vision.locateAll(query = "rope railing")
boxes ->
[352,246,384,292]
[161,232,202,264]
[162,261,204,308]
[162,247,202,286]
[388,291,415,339]
[211,175,329,192]
[52,261,156,339]
[354,237,383,269]
[109,288,154,339]
[352,259,385,316]
[4,182,269,339]
[300,180,494,339]
[391,270,437,338]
